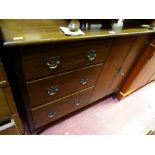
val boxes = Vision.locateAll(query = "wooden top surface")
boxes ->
[0,19,155,47]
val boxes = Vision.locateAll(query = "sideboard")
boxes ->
[0,20,154,133]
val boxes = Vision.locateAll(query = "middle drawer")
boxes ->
[26,63,102,108]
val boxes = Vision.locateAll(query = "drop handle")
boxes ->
[119,68,125,76]
[44,56,60,70]
[86,50,96,61]
[80,77,88,85]
[47,111,56,118]
[47,86,59,96]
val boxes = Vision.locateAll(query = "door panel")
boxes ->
[108,34,152,94]
[90,36,136,103]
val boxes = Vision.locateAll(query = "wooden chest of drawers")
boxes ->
[5,38,112,132]
[0,20,154,133]
[22,40,109,131]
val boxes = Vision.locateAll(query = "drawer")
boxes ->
[0,88,11,122]
[0,119,19,135]
[0,60,7,87]
[21,39,112,80]
[32,87,94,129]
[27,64,102,108]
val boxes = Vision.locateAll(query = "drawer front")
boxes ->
[27,64,102,108]
[0,119,19,135]
[32,87,94,129]
[0,125,19,135]
[21,40,112,80]
[0,60,7,87]
[0,88,11,122]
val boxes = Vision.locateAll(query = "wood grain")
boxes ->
[0,57,24,134]
[0,88,11,122]
[0,20,155,47]
[128,49,155,91]
[32,87,94,129]
[90,36,137,103]
[119,39,155,95]
[107,34,153,94]
[27,64,102,108]
[1,20,155,133]
[21,39,111,80]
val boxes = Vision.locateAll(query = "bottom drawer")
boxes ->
[0,119,19,135]
[32,87,94,129]
[0,88,11,122]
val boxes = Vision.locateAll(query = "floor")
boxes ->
[40,81,155,135]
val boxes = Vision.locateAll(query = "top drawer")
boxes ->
[21,39,112,80]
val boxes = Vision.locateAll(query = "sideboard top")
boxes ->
[0,19,155,47]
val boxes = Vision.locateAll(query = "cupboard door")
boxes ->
[90,36,136,103]
[107,34,153,94]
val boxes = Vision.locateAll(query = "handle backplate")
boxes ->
[44,56,60,70]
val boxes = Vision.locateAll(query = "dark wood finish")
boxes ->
[27,64,102,108]
[117,39,155,100]
[8,51,35,132]
[107,34,153,94]
[21,40,111,80]
[0,88,11,122]
[32,87,94,129]
[90,36,137,103]
[0,20,155,133]
[0,20,155,47]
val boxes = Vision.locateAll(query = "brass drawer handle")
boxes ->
[74,99,81,106]
[47,85,59,96]
[86,50,96,61]
[120,68,125,76]
[80,77,88,85]
[44,57,60,70]
[47,111,56,118]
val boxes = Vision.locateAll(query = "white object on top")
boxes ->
[59,27,85,36]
